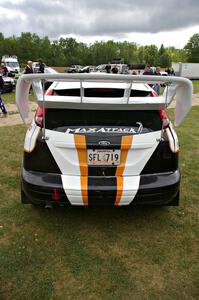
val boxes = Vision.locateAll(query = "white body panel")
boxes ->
[118,176,140,206]
[45,130,80,176]
[61,175,84,205]
[123,131,161,176]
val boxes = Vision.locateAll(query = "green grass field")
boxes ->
[2,91,35,105]
[192,80,199,94]
[0,107,199,300]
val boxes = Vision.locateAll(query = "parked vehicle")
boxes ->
[160,71,168,76]
[16,73,192,207]
[1,55,20,76]
[32,62,46,73]
[172,62,199,79]
[2,76,14,93]
[95,64,107,72]
[66,65,82,73]
[95,64,129,74]
[79,66,96,73]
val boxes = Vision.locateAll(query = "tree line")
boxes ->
[0,32,198,67]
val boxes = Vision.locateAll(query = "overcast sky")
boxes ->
[0,0,199,48]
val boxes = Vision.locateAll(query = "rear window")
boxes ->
[53,88,151,98]
[45,109,161,133]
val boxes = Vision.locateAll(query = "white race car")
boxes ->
[16,73,192,207]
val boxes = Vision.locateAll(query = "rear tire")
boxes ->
[21,189,31,204]
[168,191,179,206]
[21,188,45,207]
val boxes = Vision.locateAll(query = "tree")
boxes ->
[166,47,187,63]
[159,53,171,68]
[184,33,199,62]
[159,44,165,56]
[143,45,159,66]
[0,32,177,67]
[0,32,5,58]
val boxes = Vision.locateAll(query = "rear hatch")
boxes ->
[41,108,162,177]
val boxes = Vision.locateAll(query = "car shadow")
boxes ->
[29,204,172,232]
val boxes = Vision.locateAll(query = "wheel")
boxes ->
[21,189,31,204]
[167,191,179,206]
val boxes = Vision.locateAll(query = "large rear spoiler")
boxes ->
[16,73,193,126]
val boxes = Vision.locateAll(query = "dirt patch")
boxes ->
[0,102,37,127]
[169,93,199,108]
[0,94,199,127]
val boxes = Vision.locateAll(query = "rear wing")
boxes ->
[16,73,193,126]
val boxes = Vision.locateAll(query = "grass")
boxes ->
[2,91,35,105]
[52,66,65,73]
[0,107,199,299]
[192,80,199,94]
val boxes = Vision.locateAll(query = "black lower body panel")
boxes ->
[21,168,180,206]
[132,171,180,205]
[21,169,70,206]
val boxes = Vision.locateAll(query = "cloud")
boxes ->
[0,0,198,38]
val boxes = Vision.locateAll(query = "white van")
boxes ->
[1,55,20,75]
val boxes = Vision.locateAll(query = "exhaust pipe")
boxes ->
[45,202,53,209]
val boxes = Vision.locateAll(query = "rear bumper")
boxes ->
[21,168,180,206]
[132,171,180,205]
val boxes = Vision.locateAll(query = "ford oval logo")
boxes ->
[98,140,111,146]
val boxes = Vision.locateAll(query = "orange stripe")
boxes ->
[115,135,133,206]
[81,176,88,206]
[116,135,133,176]
[74,135,88,206]
[115,177,123,206]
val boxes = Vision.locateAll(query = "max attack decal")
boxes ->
[65,124,143,135]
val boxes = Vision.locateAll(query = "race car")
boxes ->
[16,73,193,207]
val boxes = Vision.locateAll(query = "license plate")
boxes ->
[87,149,121,165]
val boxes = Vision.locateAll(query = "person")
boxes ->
[24,61,33,74]
[0,75,7,117]
[170,68,175,76]
[143,65,154,87]
[153,66,161,95]
[38,58,45,73]
[0,63,8,76]
[105,65,111,73]
[154,66,161,75]
[165,67,171,75]
[143,65,154,75]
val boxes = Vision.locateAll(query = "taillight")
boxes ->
[159,109,170,129]
[46,88,53,95]
[34,106,47,127]
[151,90,159,97]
